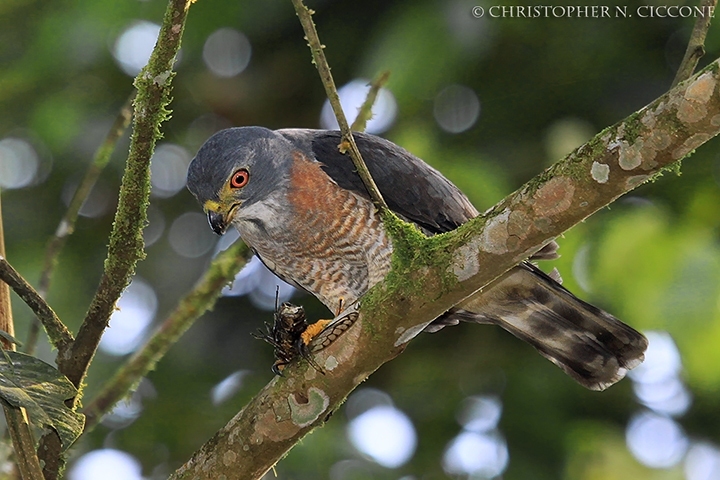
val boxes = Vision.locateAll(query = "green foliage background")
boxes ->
[2,0,720,478]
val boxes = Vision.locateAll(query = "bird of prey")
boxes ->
[186,126,647,390]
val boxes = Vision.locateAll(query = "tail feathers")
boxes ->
[433,262,648,391]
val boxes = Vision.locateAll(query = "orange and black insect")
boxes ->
[253,300,324,375]
[253,294,361,375]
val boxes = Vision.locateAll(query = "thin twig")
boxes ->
[25,92,135,356]
[0,257,74,355]
[0,193,45,480]
[83,241,248,431]
[290,0,389,212]
[350,71,391,133]
[672,0,717,87]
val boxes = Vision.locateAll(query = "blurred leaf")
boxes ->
[0,351,84,452]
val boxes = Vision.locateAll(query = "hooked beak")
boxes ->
[207,210,228,235]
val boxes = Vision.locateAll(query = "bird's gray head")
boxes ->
[186,126,294,235]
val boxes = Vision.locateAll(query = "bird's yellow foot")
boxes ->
[300,319,333,346]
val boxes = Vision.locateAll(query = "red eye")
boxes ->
[230,169,249,188]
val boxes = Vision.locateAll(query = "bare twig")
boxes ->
[0,193,45,480]
[0,257,73,355]
[350,71,390,133]
[83,241,248,431]
[169,55,720,480]
[25,92,135,356]
[290,0,389,212]
[672,0,717,87]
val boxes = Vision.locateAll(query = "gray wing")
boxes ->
[305,130,479,234]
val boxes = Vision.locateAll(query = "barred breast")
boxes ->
[238,152,393,315]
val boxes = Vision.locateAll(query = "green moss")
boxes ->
[621,111,644,144]
[361,210,459,319]
[649,158,684,182]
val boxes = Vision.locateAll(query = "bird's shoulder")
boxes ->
[277,129,478,234]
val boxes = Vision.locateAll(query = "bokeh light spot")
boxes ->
[320,79,398,134]
[113,21,161,76]
[626,411,688,468]
[457,395,502,433]
[685,442,720,480]
[629,331,682,384]
[100,277,157,356]
[150,143,191,198]
[68,449,143,480]
[101,378,155,430]
[144,204,166,247]
[329,459,375,480]
[433,84,480,133]
[61,178,113,219]
[443,430,509,478]
[633,376,692,417]
[202,28,252,77]
[345,388,394,420]
[628,330,690,416]
[211,370,249,406]
[0,138,39,189]
[347,405,417,468]
[168,212,217,258]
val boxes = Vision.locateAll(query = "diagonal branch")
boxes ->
[350,71,391,132]
[168,55,720,480]
[25,92,135,356]
[0,257,73,356]
[290,0,389,212]
[82,240,249,431]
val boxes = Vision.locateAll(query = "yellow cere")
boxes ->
[204,179,240,214]
[203,199,222,213]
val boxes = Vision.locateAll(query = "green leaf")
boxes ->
[0,351,84,451]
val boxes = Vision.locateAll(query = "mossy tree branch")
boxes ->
[36,1,192,478]
[82,241,249,431]
[57,0,192,391]
[169,57,720,480]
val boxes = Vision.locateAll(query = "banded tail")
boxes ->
[432,263,648,391]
